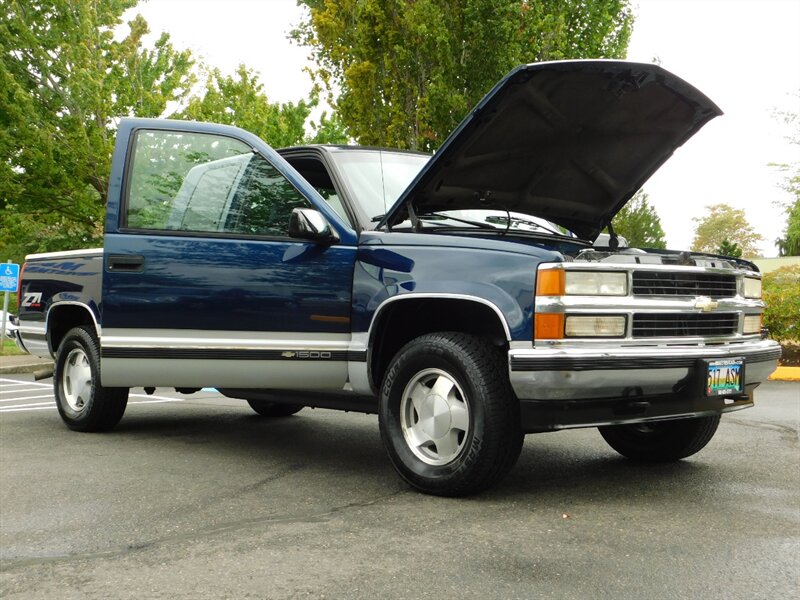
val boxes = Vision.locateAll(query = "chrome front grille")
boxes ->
[632,271,737,299]
[632,313,738,338]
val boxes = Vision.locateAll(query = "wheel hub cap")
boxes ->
[418,394,452,439]
[62,348,92,412]
[400,368,470,466]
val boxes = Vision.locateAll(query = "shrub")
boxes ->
[762,265,800,342]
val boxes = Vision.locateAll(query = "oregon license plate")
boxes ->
[705,358,744,397]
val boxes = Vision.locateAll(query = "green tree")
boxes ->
[691,204,763,258]
[293,0,633,151]
[0,2,350,265]
[771,102,800,256]
[0,0,194,262]
[776,200,800,256]
[179,66,348,148]
[716,239,743,258]
[610,190,667,248]
[762,265,800,342]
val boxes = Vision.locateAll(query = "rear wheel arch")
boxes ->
[366,296,511,393]
[47,303,99,354]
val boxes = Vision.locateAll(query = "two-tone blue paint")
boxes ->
[354,231,569,341]
[21,117,571,390]
[17,252,104,355]
[103,119,358,336]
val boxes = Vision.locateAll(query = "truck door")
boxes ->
[101,119,358,389]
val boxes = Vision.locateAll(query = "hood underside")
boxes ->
[381,60,722,240]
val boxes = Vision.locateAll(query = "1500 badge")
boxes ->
[281,351,333,359]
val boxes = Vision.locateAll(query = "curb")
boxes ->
[769,366,800,382]
[0,361,53,375]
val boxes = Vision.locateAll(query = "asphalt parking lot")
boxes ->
[1,376,798,599]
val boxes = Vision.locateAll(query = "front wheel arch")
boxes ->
[367,298,511,394]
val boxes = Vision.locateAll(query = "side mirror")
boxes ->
[289,208,339,243]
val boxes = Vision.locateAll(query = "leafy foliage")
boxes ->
[0,1,349,265]
[294,0,634,151]
[771,101,799,256]
[0,0,194,263]
[716,239,743,258]
[763,265,800,342]
[776,200,800,256]
[178,66,349,148]
[610,190,667,248]
[691,204,763,258]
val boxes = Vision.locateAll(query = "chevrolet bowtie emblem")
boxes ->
[694,297,719,312]
[281,351,297,358]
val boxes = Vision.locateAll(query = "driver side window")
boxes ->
[126,129,312,237]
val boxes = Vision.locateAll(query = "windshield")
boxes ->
[331,149,569,236]
[332,150,429,222]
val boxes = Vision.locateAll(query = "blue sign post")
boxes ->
[1,261,20,344]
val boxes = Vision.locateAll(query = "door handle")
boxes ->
[106,255,145,273]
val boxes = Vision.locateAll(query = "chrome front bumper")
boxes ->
[508,339,781,432]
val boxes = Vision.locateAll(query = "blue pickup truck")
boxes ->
[15,61,780,496]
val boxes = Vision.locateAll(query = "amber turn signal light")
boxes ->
[534,313,565,339]
[536,269,565,296]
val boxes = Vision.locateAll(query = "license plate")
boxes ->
[705,358,744,397]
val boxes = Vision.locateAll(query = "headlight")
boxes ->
[565,315,626,337]
[537,269,628,296]
[743,276,762,299]
[566,271,627,295]
[743,314,762,335]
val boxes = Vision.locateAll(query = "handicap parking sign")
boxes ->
[0,263,20,292]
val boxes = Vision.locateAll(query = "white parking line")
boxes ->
[0,395,54,403]
[130,393,187,402]
[0,401,55,409]
[129,399,184,405]
[0,378,52,387]
[0,405,56,413]
[0,385,46,391]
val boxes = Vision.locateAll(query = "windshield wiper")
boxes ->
[418,212,497,230]
[484,215,563,235]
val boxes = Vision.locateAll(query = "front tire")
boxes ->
[598,415,721,462]
[54,326,128,432]
[379,333,523,497]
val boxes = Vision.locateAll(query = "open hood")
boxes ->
[380,60,722,240]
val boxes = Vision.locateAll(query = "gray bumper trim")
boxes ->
[508,339,781,403]
[510,345,781,372]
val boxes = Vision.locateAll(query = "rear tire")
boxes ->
[54,326,128,432]
[246,399,303,418]
[379,332,523,497]
[598,415,721,462]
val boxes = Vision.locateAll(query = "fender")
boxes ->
[46,300,102,354]
[367,293,512,344]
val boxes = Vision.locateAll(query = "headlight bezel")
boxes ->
[537,268,629,297]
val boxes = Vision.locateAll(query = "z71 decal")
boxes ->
[21,292,42,308]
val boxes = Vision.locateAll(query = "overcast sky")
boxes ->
[128,0,800,256]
